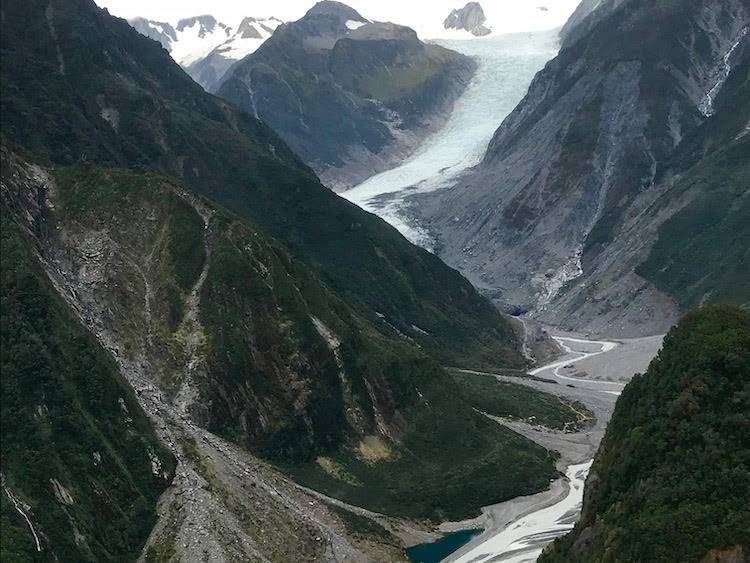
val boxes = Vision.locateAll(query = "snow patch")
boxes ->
[698,27,748,118]
[346,20,367,30]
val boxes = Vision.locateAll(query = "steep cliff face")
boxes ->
[413,0,749,336]
[539,306,750,562]
[217,1,477,190]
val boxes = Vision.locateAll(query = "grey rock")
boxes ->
[444,2,491,37]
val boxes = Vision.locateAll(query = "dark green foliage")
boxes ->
[288,348,558,522]
[194,205,559,516]
[327,504,399,545]
[637,154,750,309]
[540,306,750,562]
[451,371,594,431]
[0,209,175,561]
[0,0,522,373]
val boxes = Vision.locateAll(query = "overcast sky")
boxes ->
[94,0,581,37]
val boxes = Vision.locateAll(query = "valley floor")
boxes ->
[440,329,663,562]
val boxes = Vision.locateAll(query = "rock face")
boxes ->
[412,0,750,337]
[217,1,477,190]
[539,306,750,562]
[128,14,282,90]
[444,2,491,36]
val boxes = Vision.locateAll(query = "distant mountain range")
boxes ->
[129,14,283,90]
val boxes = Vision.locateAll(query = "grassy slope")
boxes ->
[540,306,750,562]
[451,371,594,431]
[0,0,520,372]
[0,207,175,562]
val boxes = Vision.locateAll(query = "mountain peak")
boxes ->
[444,2,491,36]
[306,1,367,23]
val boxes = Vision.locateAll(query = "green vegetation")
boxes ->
[287,351,558,522]
[327,504,399,546]
[540,306,750,562]
[637,154,749,309]
[0,0,560,546]
[0,208,175,561]
[25,161,558,526]
[451,371,594,431]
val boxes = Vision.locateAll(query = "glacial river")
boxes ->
[342,30,561,249]
[343,30,605,563]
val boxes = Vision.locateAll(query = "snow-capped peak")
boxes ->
[345,20,367,31]
[210,17,283,61]
[128,14,284,82]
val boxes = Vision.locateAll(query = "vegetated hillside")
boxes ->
[451,371,594,431]
[539,306,750,563]
[0,205,175,561]
[217,1,477,189]
[1,148,558,526]
[0,0,564,555]
[0,0,521,373]
[411,0,749,337]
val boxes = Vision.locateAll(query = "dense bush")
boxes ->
[541,306,750,562]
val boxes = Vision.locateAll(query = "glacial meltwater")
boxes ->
[407,529,483,563]
[342,29,561,250]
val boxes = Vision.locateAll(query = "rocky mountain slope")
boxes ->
[412,0,749,337]
[539,305,750,562]
[217,1,477,190]
[1,195,175,561]
[129,14,282,91]
[1,0,576,558]
[444,2,491,37]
